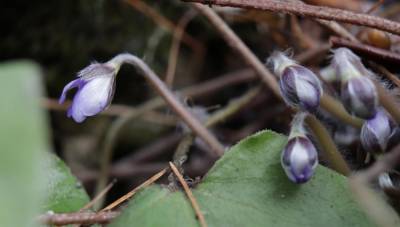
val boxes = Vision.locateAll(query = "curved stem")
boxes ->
[320,94,364,128]
[305,114,351,176]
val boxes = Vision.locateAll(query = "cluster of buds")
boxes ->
[268,51,323,113]
[331,48,378,119]
[281,112,318,184]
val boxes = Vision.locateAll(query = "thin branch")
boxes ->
[184,0,400,36]
[169,162,208,227]
[37,211,119,226]
[191,3,282,98]
[376,83,400,124]
[330,36,400,66]
[82,180,116,211]
[125,0,204,53]
[166,10,198,87]
[101,168,167,211]
[305,115,351,176]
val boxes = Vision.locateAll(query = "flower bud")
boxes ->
[332,48,378,119]
[268,51,323,112]
[59,61,119,123]
[360,109,395,154]
[281,113,318,183]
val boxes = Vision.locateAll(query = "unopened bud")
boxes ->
[361,109,395,154]
[332,48,378,119]
[281,113,318,183]
[268,51,323,112]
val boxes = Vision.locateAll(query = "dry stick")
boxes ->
[305,115,351,176]
[289,0,358,42]
[125,0,203,52]
[169,162,208,227]
[349,143,400,227]
[82,180,116,211]
[101,168,167,211]
[184,0,400,36]
[192,3,281,98]
[166,10,198,86]
[192,3,363,128]
[38,211,119,226]
[94,54,225,209]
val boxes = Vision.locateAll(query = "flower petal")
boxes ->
[59,78,84,104]
[70,76,115,119]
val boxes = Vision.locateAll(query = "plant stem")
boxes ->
[192,3,281,98]
[184,0,400,36]
[305,115,351,176]
[376,84,400,124]
[319,94,364,128]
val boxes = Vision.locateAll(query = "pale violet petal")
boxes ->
[59,78,83,104]
[73,76,114,117]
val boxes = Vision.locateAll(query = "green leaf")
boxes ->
[111,130,374,227]
[41,152,90,213]
[0,61,48,227]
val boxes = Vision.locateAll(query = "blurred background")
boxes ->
[3,0,400,208]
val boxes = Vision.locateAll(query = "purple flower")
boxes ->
[361,109,395,153]
[59,63,117,123]
[281,136,318,184]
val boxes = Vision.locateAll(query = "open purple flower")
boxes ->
[59,62,117,123]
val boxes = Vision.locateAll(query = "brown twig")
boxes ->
[165,10,198,87]
[169,162,207,227]
[184,0,400,36]
[82,180,116,211]
[191,3,282,98]
[125,0,203,53]
[376,84,400,124]
[330,36,400,67]
[101,168,167,211]
[38,211,119,226]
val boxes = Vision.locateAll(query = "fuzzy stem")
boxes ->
[376,84,400,124]
[305,115,351,176]
[320,94,364,128]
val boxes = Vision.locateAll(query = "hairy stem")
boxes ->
[305,115,351,176]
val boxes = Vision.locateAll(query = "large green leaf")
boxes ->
[41,152,90,213]
[111,130,374,227]
[0,61,89,227]
[0,61,48,227]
